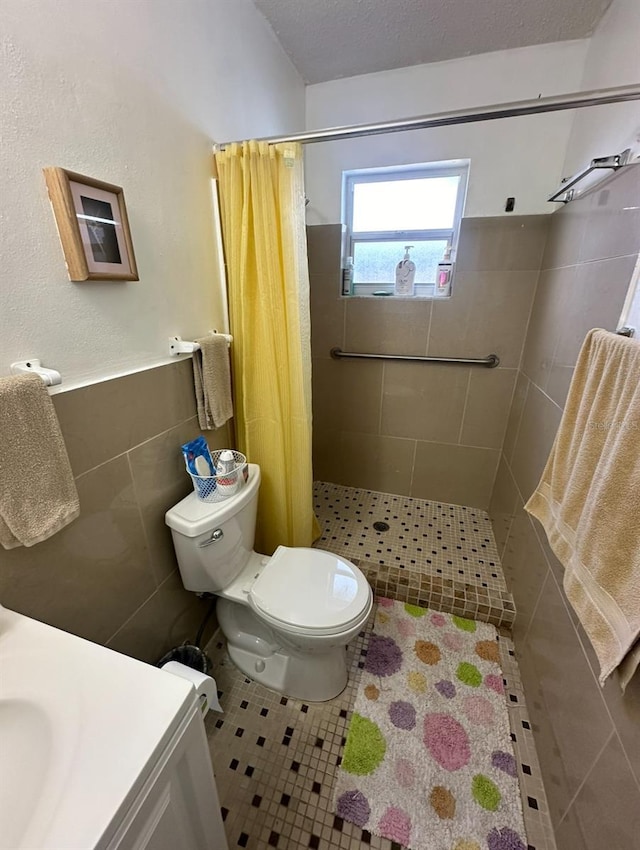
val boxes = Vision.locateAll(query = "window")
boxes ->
[342,161,468,297]
[618,253,640,335]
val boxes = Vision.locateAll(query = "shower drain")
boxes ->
[373,521,390,532]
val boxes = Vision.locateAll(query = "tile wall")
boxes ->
[308,216,548,509]
[489,166,640,848]
[0,359,229,663]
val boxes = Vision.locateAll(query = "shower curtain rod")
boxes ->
[213,84,640,150]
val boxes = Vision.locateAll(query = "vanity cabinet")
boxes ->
[0,605,228,850]
[107,706,228,850]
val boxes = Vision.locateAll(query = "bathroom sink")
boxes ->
[0,604,195,849]
[0,620,81,849]
[0,699,54,848]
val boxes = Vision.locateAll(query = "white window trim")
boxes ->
[342,160,469,298]
[618,252,640,335]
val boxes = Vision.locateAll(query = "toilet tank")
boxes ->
[165,464,261,593]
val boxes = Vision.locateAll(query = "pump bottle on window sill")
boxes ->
[341,256,354,296]
[395,245,416,296]
[435,245,454,297]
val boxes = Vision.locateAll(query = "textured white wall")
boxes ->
[304,41,589,224]
[564,0,640,174]
[0,0,304,387]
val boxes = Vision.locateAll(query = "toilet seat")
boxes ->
[249,546,372,637]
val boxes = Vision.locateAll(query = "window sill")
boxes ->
[342,285,452,300]
[341,293,452,300]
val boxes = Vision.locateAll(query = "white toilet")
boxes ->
[165,464,373,702]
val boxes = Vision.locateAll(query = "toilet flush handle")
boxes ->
[199,529,224,547]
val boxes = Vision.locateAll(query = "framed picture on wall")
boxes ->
[43,167,138,281]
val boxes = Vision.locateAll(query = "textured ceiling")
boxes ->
[252,0,612,84]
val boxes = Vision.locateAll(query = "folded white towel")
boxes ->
[0,373,80,549]
[192,334,234,429]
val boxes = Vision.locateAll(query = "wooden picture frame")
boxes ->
[43,167,138,281]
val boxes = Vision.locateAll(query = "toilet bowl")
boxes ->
[165,464,373,701]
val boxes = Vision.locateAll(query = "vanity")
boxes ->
[0,605,228,850]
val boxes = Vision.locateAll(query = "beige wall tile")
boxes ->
[520,570,615,826]
[380,361,469,443]
[345,297,431,356]
[491,163,640,850]
[456,215,549,271]
[514,628,572,824]
[571,616,640,789]
[106,571,216,664]
[554,734,640,850]
[309,274,346,359]
[380,361,470,442]
[546,254,637,406]
[502,371,529,464]
[307,226,345,362]
[460,367,517,449]
[428,270,539,369]
[510,383,562,503]
[0,455,156,645]
[521,265,575,392]
[54,360,197,476]
[579,166,640,264]
[541,201,589,271]
[600,674,640,791]
[529,513,569,593]
[312,426,343,483]
[501,509,549,644]
[488,455,521,560]
[411,441,499,508]
[336,432,415,495]
[128,418,231,585]
[306,224,344,278]
[312,357,382,436]
[309,216,545,505]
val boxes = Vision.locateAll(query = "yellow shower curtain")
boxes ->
[215,141,320,554]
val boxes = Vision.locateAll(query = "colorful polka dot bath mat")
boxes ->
[333,599,527,850]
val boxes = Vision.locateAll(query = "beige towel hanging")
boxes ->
[525,329,640,689]
[192,334,234,429]
[0,373,80,549]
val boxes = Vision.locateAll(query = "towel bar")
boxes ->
[616,326,635,338]
[548,148,632,203]
[10,359,62,386]
[169,331,233,356]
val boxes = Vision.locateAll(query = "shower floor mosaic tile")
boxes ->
[205,615,556,850]
[313,483,515,629]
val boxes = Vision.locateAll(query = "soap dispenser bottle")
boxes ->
[435,245,454,297]
[395,245,416,296]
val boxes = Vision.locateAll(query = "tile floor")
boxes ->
[205,485,556,850]
[313,483,515,629]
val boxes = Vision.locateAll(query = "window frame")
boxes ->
[342,161,469,297]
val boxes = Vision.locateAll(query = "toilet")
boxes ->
[165,464,373,701]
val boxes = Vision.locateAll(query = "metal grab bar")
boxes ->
[330,348,500,368]
[548,148,632,203]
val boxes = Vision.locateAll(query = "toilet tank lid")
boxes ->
[250,546,371,631]
[165,464,260,537]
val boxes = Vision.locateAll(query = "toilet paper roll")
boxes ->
[161,661,223,715]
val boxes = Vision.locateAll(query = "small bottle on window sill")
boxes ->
[395,245,416,296]
[341,256,354,296]
[435,245,454,297]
